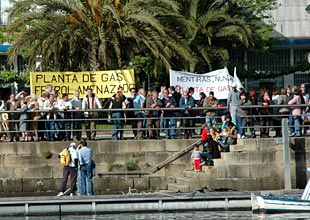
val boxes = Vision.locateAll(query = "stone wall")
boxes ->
[0,138,309,196]
[0,139,194,196]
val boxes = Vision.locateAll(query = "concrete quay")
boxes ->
[0,136,310,197]
[0,190,304,216]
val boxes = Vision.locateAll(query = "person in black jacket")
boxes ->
[200,135,221,166]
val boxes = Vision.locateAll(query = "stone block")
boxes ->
[51,166,64,179]
[141,140,165,152]
[221,152,249,165]
[149,176,167,190]
[165,164,189,177]
[173,152,192,165]
[133,177,149,191]
[3,155,47,167]
[144,152,170,165]
[165,139,192,152]
[115,140,142,153]
[149,168,166,177]
[95,165,108,173]
[97,141,123,153]
[0,167,15,179]
[257,139,279,151]
[233,139,258,151]
[23,179,57,192]
[3,179,23,192]
[208,179,228,190]
[0,143,17,155]
[239,178,262,191]
[249,164,273,178]
[94,177,134,194]
[16,143,36,155]
[261,177,283,190]
[15,166,53,179]
[217,165,249,178]
[167,183,189,193]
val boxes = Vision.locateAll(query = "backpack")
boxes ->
[59,148,71,166]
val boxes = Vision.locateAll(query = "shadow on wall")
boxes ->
[291,138,307,189]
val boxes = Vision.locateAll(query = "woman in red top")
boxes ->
[201,123,209,145]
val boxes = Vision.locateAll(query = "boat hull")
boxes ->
[251,193,310,214]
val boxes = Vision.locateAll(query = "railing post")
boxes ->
[282,118,291,190]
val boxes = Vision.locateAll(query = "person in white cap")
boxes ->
[57,142,79,197]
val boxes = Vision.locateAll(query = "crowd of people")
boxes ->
[190,82,310,170]
[0,82,309,142]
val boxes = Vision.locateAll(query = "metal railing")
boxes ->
[0,104,308,141]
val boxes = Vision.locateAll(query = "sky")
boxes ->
[1,0,10,9]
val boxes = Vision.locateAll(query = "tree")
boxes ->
[178,0,253,73]
[7,0,191,72]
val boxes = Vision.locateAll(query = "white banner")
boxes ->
[169,68,241,100]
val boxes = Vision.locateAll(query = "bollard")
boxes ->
[282,118,291,190]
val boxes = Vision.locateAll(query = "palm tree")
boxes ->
[7,0,191,72]
[179,0,252,73]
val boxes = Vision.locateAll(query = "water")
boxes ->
[2,211,310,220]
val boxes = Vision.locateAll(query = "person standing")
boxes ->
[43,94,58,141]
[109,91,126,140]
[19,98,29,142]
[82,88,102,140]
[58,94,72,141]
[237,91,251,139]
[248,88,258,138]
[125,88,144,139]
[161,89,177,139]
[227,83,240,124]
[257,90,272,138]
[179,91,195,139]
[37,92,48,141]
[57,142,79,197]
[6,93,21,142]
[145,91,163,139]
[78,139,94,195]
[288,89,302,137]
[203,91,218,128]
[70,90,83,141]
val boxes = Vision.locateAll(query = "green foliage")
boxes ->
[5,0,280,82]
[0,67,30,85]
[108,163,124,172]
[108,160,140,172]
[41,151,53,159]
[124,160,140,171]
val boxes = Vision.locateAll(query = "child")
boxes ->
[216,127,230,152]
[191,144,201,172]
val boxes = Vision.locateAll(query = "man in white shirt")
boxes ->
[58,93,72,141]
[57,142,79,197]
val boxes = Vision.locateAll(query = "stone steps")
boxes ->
[167,137,300,192]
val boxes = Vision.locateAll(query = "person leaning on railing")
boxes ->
[6,93,21,142]
[179,91,195,139]
[288,89,302,137]
[82,88,102,140]
[145,91,163,139]
[43,93,58,141]
[257,90,272,138]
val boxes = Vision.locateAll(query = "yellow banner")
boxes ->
[30,70,135,98]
